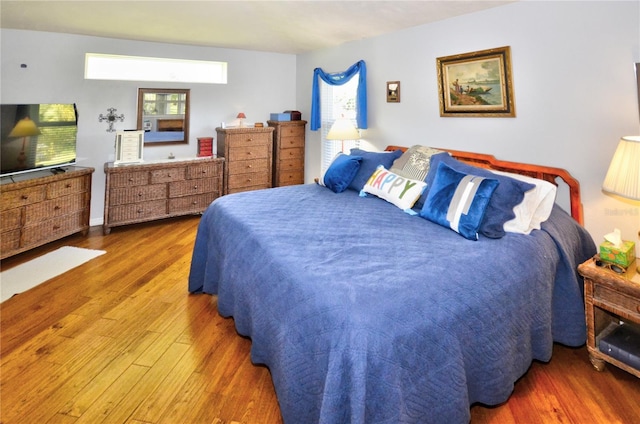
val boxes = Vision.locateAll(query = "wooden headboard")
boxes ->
[157,118,184,132]
[385,145,583,225]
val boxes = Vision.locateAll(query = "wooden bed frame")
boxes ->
[385,145,583,225]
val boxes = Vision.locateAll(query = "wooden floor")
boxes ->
[1,216,639,424]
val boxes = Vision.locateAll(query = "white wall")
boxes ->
[297,0,640,250]
[1,29,297,225]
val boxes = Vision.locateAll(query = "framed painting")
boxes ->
[387,81,400,103]
[437,46,515,117]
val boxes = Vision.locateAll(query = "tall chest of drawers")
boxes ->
[0,167,94,259]
[216,127,274,194]
[268,120,307,187]
[103,157,224,234]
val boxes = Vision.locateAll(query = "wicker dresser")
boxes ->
[103,157,223,234]
[216,126,274,194]
[268,120,306,187]
[0,167,94,259]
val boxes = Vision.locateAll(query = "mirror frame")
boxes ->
[137,88,190,145]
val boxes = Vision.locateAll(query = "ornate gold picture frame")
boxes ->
[437,46,515,117]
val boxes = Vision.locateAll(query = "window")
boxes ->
[321,76,361,173]
[84,53,227,84]
[141,92,187,116]
[35,104,76,166]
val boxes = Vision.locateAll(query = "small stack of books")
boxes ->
[197,137,213,157]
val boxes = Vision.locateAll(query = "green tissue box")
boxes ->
[599,240,636,268]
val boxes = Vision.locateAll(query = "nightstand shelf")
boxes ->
[578,257,640,378]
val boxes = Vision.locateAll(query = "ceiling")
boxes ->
[1,1,514,54]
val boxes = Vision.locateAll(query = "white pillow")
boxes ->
[361,165,427,212]
[491,170,557,235]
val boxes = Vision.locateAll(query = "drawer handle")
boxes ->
[65,183,72,188]
[53,225,61,230]
[54,205,61,210]
[247,151,253,155]
[247,137,253,141]
[138,192,143,197]
[201,170,207,174]
[128,178,134,182]
[247,165,252,169]
[192,201,198,205]
[137,209,144,214]
[193,185,198,189]
[21,194,29,200]
[246,178,252,182]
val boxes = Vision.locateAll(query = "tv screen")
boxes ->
[1,103,78,177]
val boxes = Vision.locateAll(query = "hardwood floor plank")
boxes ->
[1,216,639,424]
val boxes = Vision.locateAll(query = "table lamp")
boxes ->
[326,116,360,152]
[602,135,640,273]
[8,117,41,169]
[237,112,246,128]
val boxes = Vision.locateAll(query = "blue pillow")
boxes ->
[424,154,535,238]
[320,153,363,193]
[419,162,499,240]
[348,148,403,192]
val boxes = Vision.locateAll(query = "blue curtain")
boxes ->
[310,60,367,131]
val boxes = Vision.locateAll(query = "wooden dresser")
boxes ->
[103,157,224,234]
[0,167,94,259]
[268,120,306,187]
[216,126,274,194]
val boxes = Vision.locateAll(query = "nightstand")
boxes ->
[578,257,640,377]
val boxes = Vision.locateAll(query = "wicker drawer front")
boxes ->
[228,172,270,189]
[109,184,167,206]
[279,147,304,162]
[228,144,270,162]
[150,167,186,184]
[2,229,20,252]
[278,170,304,186]
[1,208,22,231]
[24,193,86,225]
[280,135,305,149]
[22,211,85,246]
[0,186,46,211]
[229,184,270,194]
[169,192,218,214]
[228,158,269,175]
[169,178,220,198]
[108,200,167,224]
[110,171,150,188]
[47,176,89,198]
[225,133,270,148]
[187,162,222,179]
[595,285,640,319]
[279,158,303,172]
[279,125,305,138]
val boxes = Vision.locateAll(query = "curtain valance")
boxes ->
[310,60,367,131]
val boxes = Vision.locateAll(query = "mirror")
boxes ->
[137,88,190,145]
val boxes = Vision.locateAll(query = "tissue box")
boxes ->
[270,113,290,121]
[599,240,636,268]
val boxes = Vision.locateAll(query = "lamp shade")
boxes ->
[8,117,41,138]
[236,112,246,119]
[602,135,640,200]
[326,117,359,141]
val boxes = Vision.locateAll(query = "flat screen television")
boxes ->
[1,103,78,177]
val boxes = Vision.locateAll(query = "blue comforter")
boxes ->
[188,184,596,424]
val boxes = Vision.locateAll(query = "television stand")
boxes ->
[0,166,94,259]
[50,167,67,175]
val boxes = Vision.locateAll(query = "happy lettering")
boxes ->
[366,168,417,199]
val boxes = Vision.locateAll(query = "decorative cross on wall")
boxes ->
[98,107,125,132]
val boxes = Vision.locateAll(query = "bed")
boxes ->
[188,145,596,424]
